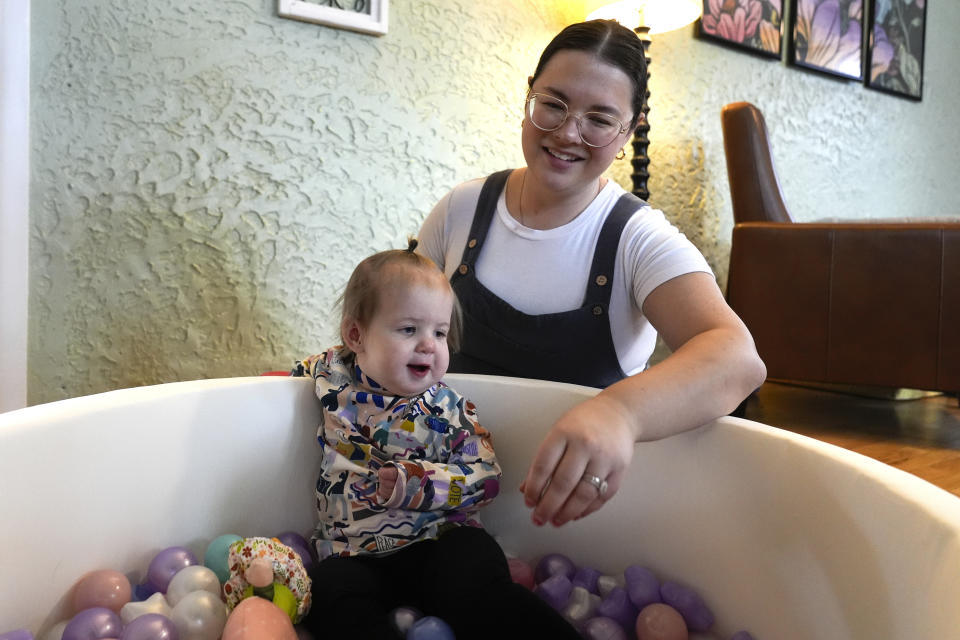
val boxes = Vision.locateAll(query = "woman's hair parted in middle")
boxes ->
[529,19,649,129]
[338,238,462,359]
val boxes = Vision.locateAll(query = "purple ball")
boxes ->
[596,586,637,632]
[534,574,573,611]
[624,565,660,610]
[534,553,576,584]
[581,616,629,640]
[62,607,122,640]
[571,566,601,594]
[660,581,715,632]
[119,614,179,640]
[406,616,455,640]
[0,631,34,640]
[146,546,198,593]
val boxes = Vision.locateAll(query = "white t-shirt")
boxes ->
[417,175,713,376]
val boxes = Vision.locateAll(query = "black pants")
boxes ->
[303,526,581,639]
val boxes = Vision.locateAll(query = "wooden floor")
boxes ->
[741,381,960,498]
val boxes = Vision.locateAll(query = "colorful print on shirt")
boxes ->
[295,348,502,559]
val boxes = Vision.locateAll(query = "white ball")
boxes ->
[171,590,228,640]
[166,565,221,606]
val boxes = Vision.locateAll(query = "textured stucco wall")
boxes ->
[29,0,960,404]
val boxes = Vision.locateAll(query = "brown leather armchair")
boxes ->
[722,101,960,394]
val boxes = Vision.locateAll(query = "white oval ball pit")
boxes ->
[1,374,959,639]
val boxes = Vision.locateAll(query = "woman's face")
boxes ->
[522,49,636,198]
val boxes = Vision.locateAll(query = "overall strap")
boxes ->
[583,191,647,311]
[452,169,512,282]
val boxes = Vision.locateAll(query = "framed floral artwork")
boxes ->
[790,0,864,80]
[698,0,783,58]
[866,0,926,100]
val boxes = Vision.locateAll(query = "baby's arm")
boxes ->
[378,399,502,512]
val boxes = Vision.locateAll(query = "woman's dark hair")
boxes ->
[529,20,648,129]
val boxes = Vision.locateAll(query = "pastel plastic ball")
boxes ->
[203,535,243,586]
[220,597,297,640]
[121,592,172,626]
[572,566,602,594]
[581,616,629,640]
[73,570,132,615]
[406,616,455,640]
[534,553,576,584]
[596,586,638,631]
[624,566,661,610]
[507,557,535,590]
[389,606,422,636]
[169,591,227,640]
[147,547,198,594]
[636,603,688,640]
[119,614,179,640]
[562,585,600,627]
[534,573,573,611]
[597,575,620,598]
[165,566,221,607]
[0,630,34,640]
[659,582,714,633]
[62,608,122,640]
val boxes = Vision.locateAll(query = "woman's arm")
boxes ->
[521,271,766,526]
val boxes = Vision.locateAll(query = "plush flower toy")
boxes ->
[223,537,312,623]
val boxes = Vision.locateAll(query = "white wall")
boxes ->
[1,0,30,412]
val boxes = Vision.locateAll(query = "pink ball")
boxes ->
[221,597,298,640]
[73,570,132,614]
[507,557,535,590]
[635,603,688,640]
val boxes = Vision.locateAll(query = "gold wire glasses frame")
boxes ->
[525,93,628,148]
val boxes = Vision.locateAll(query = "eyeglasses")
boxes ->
[525,93,628,148]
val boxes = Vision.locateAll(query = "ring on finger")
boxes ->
[580,473,608,496]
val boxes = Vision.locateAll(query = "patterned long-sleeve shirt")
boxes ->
[295,348,502,559]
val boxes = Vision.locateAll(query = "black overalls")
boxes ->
[449,170,646,389]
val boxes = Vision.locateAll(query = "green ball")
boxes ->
[204,533,243,585]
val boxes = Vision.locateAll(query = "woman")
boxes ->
[417,19,766,529]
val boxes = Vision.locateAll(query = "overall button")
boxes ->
[592,305,604,316]
[468,238,478,249]
[458,264,469,275]
[595,275,608,286]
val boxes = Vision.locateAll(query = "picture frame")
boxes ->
[790,0,864,81]
[698,0,783,59]
[277,0,389,36]
[866,0,926,100]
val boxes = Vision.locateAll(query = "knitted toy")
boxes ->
[222,537,312,623]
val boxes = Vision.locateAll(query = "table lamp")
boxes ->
[586,0,701,201]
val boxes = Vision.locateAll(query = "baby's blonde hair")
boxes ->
[338,238,461,360]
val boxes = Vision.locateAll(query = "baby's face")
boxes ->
[354,280,453,396]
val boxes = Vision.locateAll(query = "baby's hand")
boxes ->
[378,465,399,501]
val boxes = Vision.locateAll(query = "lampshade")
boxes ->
[586,0,702,35]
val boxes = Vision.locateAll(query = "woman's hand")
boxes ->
[378,465,399,501]
[520,393,637,527]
